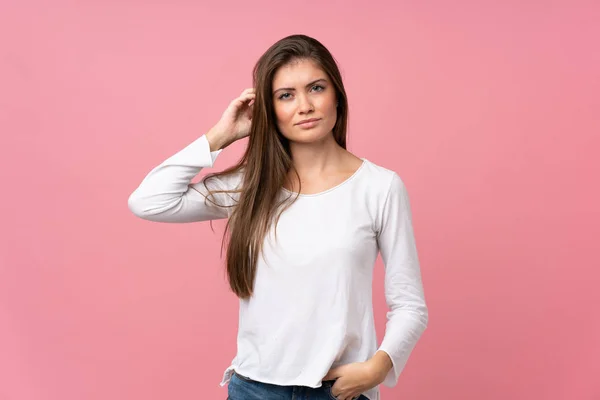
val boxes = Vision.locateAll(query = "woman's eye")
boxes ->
[277,85,324,100]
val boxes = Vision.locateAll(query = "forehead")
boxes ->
[272,59,327,87]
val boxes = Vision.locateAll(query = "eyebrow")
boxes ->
[273,78,328,95]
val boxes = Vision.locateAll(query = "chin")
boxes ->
[289,130,330,144]
[283,122,336,144]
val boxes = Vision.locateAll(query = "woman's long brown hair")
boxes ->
[202,34,349,299]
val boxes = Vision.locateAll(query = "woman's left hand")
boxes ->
[323,359,386,400]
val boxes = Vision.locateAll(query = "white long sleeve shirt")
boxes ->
[128,134,429,400]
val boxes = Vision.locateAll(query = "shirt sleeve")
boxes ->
[127,134,240,223]
[375,172,429,387]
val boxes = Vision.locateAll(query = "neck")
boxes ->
[288,133,343,178]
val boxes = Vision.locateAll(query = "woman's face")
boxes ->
[271,58,338,144]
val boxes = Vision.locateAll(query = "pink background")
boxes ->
[1,1,598,399]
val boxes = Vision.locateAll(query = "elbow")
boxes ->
[395,301,429,333]
[127,190,188,223]
[408,306,428,335]
[410,307,429,341]
[421,306,429,330]
[416,300,429,331]
[388,304,429,336]
[128,190,150,219]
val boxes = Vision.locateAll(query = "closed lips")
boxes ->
[296,118,321,125]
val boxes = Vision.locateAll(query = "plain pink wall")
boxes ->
[1,1,598,399]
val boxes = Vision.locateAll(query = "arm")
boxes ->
[375,173,429,387]
[127,133,238,223]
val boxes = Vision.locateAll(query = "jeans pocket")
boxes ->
[228,371,257,400]
[324,380,363,400]
[323,380,338,400]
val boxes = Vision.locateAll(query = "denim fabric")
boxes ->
[226,371,369,400]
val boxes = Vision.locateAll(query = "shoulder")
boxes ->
[360,159,406,197]
[356,160,412,233]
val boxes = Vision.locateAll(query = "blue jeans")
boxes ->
[227,370,369,400]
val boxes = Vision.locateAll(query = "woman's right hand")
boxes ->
[207,88,256,151]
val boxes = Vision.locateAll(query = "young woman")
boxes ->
[128,34,428,400]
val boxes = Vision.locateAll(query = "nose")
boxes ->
[297,94,314,114]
